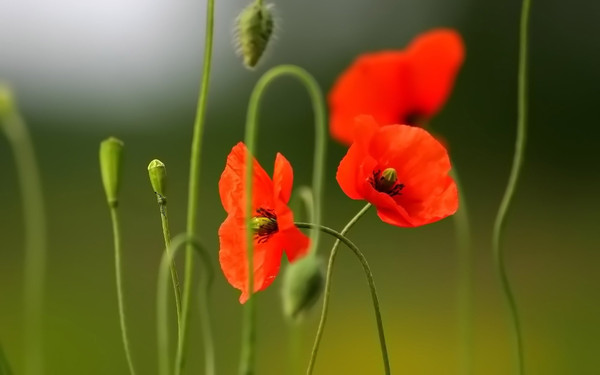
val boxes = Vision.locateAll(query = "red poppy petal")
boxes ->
[218,214,284,304]
[329,52,411,145]
[278,226,310,263]
[219,142,274,214]
[406,29,465,116]
[273,152,294,204]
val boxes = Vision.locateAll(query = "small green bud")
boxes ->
[99,137,124,207]
[235,2,274,68]
[379,168,398,192]
[147,159,167,199]
[281,255,325,322]
[0,83,16,121]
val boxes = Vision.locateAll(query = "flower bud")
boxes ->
[147,159,167,199]
[235,2,274,68]
[0,83,16,121]
[281,254,324,322]
[99,137,124,207]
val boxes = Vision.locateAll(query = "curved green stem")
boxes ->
[450,167,472,375]
[154,195,183,331]
[1,113,47,375]
[0,342,13,375]
[304,203,390,374]
[296,219,390,375]
[157,234,215,375]
[109,206,137,375]
[241,65,327,375]
[491,0,532,373]
[181,0,215,372]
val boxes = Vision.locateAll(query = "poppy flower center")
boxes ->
[369,168,405,196]
[251,207,279,243]
[403,111,425,127]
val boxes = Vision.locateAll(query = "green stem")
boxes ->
[450,167,472,375]
[0,342,13,375]
[157,234,215,375]
[296,219,390,375]
[109,206,137,375]
[241,65,327,375]
[180,0,215,372]
[1,114,47,375]
[155,195,183,331]
[491,0,532,373]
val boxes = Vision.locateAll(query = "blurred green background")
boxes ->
[1,0,599,374]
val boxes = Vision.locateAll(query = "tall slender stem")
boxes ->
[157,234,215,375]
[1,114,47,375]
[450,167,472,375]
[180,0,215,372]
[109,206,137,375]
[296,220,390,375]
[491,0,532,373]
[305,203,390,374]
[240,65,327,375]
[0,342,13,375]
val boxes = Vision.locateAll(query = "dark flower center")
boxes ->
[251,207,279,243]
[403,111,425,127]
[369,168,405,197]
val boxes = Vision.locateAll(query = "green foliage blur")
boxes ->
[1,0,599,374]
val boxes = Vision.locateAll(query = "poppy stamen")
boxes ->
[369,168,405,197]
[251,207,279,243]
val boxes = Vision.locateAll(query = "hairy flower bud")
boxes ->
[281,254,324,322]
[235,2,274,68]
[147,159,167,199]
[99,137,124,207]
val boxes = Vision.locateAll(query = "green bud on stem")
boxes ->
[235,1,274,68]
[99,137,124,208]
[281,254,325,322]
[148,159,168,200]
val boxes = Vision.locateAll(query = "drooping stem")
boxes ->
[154,194,183,332]
[109,206,137,375]
[491,0,532,373]
[1,113,47,375]
[296,219,390,375]
[180,0,215,372]
[240,65,327,375]
[0,342,13,375]
[157,234,215,375]
[450,167,472,375]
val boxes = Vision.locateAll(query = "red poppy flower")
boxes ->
[336,115,458,227]
[218,142,310,303]
[329,28,465,145]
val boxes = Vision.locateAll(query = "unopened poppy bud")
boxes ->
[235,1,274,68]
[0,84,16,121]
[281,255,324,322]
[99,137,124,208]
[147,159,167,200]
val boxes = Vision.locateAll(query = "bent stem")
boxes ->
[450,167,472,375]
[109,206,137,375]
[241,65,327,375]
[180,0,215,372]
[491,0,532,373]
[1,113,47,375]
[296,219,390,375]
[158,234,215,375]
[304,203,390,375]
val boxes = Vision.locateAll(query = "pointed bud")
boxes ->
[281,255,325,322]
[379,167,398,191]
[0,84,16,121]
[235,1,274,68]
[99,137,124,207]
[147,159,167,200]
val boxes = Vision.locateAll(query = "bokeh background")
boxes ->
[1,0,599,374]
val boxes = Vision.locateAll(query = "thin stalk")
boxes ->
[450,167,472,375]
[180,0,215,372]
[0,342,13,375]
[296,220,390,375]
[1,114,47,375]
[109,206,137,375]
[157,234,215,375]
[241,65,327,375]
[491,0,532,373]
[155,194,183,329]
[305,203,390,374]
